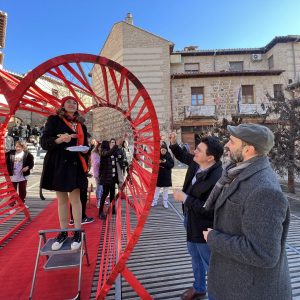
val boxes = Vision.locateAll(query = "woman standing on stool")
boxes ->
[40,96,89,251]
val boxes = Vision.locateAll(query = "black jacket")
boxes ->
[156,152,174,187]
[40,115,88,192]
[169,143,222,243]
[99,145,120,185]
[6,150,34,177]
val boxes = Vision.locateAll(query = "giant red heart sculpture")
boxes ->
[0,54,160,299]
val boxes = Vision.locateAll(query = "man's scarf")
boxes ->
[204,160,252,211]
[62,117,88,173]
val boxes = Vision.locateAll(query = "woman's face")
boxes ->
[15,143,24,153]
[110,139,116,149]
[161,148,167,155]
[63,99,78,114]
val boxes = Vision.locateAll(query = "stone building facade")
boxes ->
[92,15,300,149]
[170,37,300,146]
[92,17,173,141]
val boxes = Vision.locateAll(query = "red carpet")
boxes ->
[0,198,101,300]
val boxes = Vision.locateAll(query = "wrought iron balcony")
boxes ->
[184,105,216,118]
[238,103,267,115]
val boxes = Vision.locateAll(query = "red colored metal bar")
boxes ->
[122,267,153,300]
[0,70,31,245]
[0,54,160,298]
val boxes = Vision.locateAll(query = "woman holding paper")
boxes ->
[40,96,89,251]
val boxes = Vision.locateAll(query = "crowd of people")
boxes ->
[6,123,43,146]
[4,94,292,299]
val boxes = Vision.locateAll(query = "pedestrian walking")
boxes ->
[91,141,103,208]
[98,139,121,219]
[6,140,34,212]
[151,144,174,208]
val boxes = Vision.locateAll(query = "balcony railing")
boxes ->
[238,103,267,115]
[184,105,216,118]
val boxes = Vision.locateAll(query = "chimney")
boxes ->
[0,11,8,49]
[184,45,199,52]
[125,13,133,25]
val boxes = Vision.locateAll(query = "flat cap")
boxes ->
[227,123,274,154]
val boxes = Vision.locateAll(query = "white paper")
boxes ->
[66,145,90,152]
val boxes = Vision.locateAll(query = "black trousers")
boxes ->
[99,178,117,214]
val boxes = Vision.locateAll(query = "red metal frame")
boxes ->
[0,54,160,298]
[0,69,31,245]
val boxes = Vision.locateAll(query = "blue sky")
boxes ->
[1,0,300,74]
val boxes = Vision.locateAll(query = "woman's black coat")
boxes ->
[40,115,88,192]
[99,145,119,186]
[156,151,174,187]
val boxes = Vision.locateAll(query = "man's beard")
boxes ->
[229,148,244,164]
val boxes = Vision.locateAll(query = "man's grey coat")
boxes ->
[207,156,292,300]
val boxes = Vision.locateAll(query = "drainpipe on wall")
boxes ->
[213,50,217,71]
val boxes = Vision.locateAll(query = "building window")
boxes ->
[241,85,254,104]
[191,87,204,105]
[229,61,244,71]
[268,55,274,69]
[52,88,59,98]
[185,63,199,72]
[273,84,283,98]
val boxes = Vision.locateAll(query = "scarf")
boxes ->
[62,117,88,173]
[203,159,252,211]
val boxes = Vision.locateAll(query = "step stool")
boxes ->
[29,228,90,300]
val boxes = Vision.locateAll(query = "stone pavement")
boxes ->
[7,162,300,299]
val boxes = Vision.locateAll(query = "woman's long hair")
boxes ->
[122,140,129,149]
[101,140,110,152]
[92,141,101,154]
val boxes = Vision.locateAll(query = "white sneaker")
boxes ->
[25,204,29,209]
[71,231,82,250]
[151,201,157,207]
[9,208,16,214]
[51,232,68,251]
[163,201,168,209]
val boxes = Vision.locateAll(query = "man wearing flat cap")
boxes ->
[203,123,291,300]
